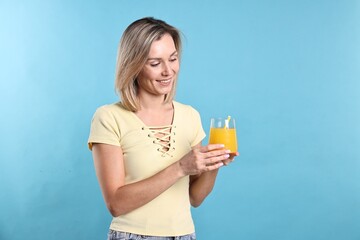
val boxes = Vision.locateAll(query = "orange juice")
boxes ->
[209,128,237,153]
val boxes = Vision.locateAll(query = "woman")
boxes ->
[88,17,238,240]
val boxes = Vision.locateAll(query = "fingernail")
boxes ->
[225,154,230,158]
[225,150,231,153]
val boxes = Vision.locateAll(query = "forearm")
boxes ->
[94,143,231,216]
[189,169,219,207]
[108,161,184,217]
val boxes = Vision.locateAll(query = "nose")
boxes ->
[161,62,171,76]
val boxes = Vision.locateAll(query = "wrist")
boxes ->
[173,161,186,178]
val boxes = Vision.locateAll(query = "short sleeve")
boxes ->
[189,107,206,147]
[88,106,121,150]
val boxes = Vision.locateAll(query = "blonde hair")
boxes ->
[115,17,182,112]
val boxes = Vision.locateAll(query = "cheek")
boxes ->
[173,63,180,73]
[138,68,158,81]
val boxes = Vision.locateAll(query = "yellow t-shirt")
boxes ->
[88,101,205,236]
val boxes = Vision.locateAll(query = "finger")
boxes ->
[222,158,234,166]
[231,152,240,157]
[205,153,230,166]
[228,152,238,160]
[200,144,225,152]
[205,161,224,171]
[204,149,231,159]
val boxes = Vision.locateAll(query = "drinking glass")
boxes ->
[208,116,238,153]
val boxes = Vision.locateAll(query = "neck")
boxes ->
[138,93,170,111]
[135,93,174,126]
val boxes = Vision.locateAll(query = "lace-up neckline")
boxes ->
[143,125,175,157]
[131,102,177,158]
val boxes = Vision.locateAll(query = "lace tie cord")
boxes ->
[143,125,175,157]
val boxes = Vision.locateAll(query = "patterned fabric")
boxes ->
[107,230,196,240]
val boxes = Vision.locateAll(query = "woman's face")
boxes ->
[137,33,179,98]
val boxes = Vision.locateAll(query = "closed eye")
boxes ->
[150,62,160,67]
[169,57,178,62]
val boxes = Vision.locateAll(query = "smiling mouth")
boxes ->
[157,79,172,84]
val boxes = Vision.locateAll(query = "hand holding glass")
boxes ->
[208,117,238,153]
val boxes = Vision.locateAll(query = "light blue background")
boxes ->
[1,1,359,239]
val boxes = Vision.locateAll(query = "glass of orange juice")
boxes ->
[208,116,238,153]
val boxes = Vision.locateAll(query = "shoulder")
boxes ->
[173,101,200,115]
[95,102,127,113]
[173,101,202,123]
[93,102,131,119]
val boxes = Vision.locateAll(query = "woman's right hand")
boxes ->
[178,144,231,176]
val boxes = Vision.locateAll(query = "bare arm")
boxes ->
[189,143,239,207]
[92,143,230,217]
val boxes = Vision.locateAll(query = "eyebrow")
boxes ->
[147,51,178,61]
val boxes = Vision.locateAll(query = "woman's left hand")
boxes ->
[222,152,239,166]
